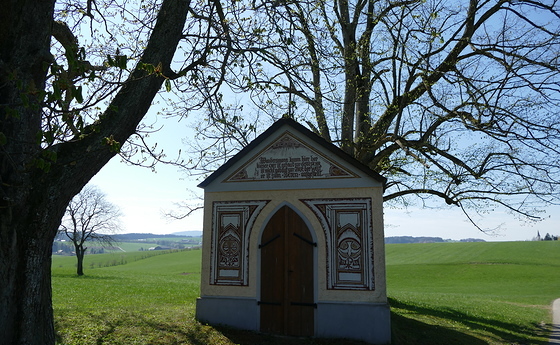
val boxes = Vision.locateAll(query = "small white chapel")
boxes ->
[195,118,391,344]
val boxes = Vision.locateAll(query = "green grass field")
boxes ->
[52,241,559,344]
[387,241,559,344]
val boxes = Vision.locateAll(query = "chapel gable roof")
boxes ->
[198,117,386,190]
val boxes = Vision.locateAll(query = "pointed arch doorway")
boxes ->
[259,205,315,337]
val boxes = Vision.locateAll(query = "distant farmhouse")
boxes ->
[148,246,172,251]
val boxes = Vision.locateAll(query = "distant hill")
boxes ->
[458,238,486,242]
[111,233,180,241]
[172,231,203,237]
[385,236,485,244]
[58,232,202,242]
[111,232,201,241]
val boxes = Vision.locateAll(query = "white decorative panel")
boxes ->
[210,200,269,285]
[302,198,375,290]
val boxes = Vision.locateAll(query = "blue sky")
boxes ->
[89,114,559,241]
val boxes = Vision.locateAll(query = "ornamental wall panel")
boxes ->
[302,198,374,290]
[210,200,268,285]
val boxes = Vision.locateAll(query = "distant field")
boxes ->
[52,241,558,344]
[386,241,559,344]
[52,236,203,254]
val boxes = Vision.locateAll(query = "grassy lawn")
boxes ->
[386,241,558,344]
[52,242,558,344]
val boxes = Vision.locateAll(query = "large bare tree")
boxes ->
[1,0,559,343]
[188,0,560,229]
[59,185,121,276]
[0,0,229,343]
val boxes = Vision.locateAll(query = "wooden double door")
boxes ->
[259,206,315,337]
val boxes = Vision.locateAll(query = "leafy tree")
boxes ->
[59,185,121,276]
[187,0,560,230]
[0,0,229,343]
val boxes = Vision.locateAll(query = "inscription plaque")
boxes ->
[227,132,355,182]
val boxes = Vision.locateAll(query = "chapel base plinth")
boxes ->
[195,296,258,331]
[316,301,391,344]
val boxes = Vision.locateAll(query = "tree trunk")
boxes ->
[0,184,70,345]
[0,0,191,343]
[75,245,86,276]
[0,233,56,345]
[1,0,59,341]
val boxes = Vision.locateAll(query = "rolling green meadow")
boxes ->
[52,241,559,344]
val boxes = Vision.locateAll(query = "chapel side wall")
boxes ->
[372,185,387,301]
[199,186,387,304]
[199,192,214,297]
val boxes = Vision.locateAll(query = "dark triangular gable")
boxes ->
[198,118,386,188]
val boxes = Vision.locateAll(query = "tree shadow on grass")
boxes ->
[55,309,221,345]
[214,325,371,345]
[389,298,550,345]
[214,314,486,345]
[51,273,120,280]
[391,310,487,345]
[103,313,217,345]
[55,302,551,345]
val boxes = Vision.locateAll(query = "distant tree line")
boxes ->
[385,236,485,244]
[154,240,190,249]
[52,241,106,255]
[112,233,184,241]
[534,232,559,241]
